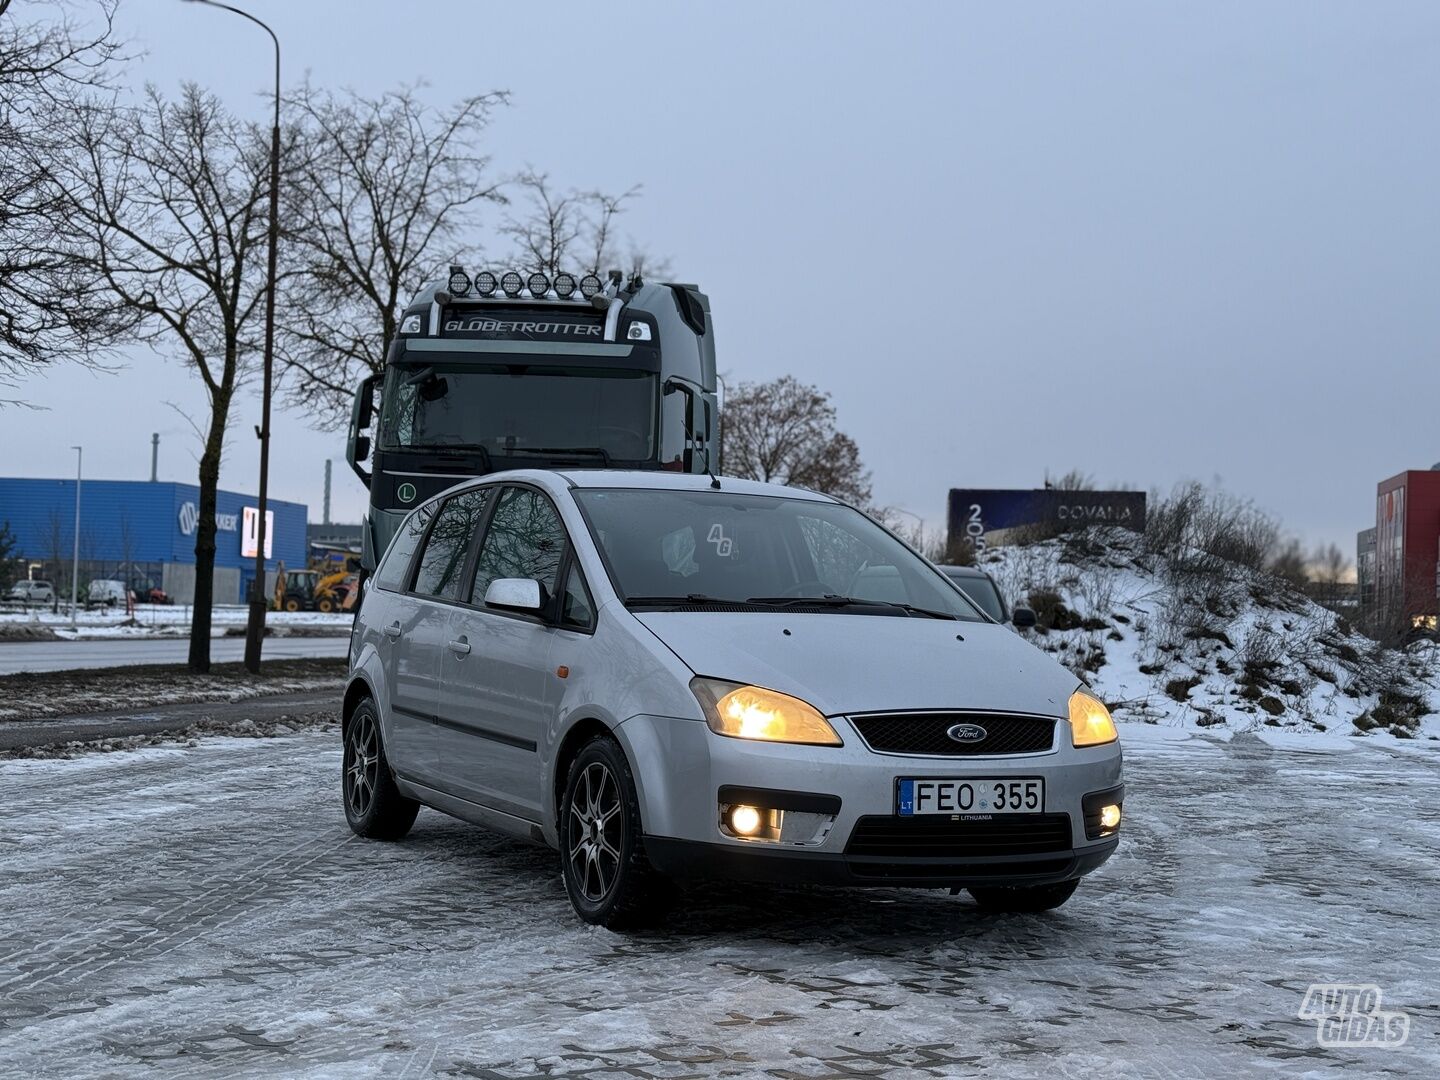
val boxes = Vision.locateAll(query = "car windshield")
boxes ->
[942,570,1005,621]
[380,361,658,462]
[575,488,985,621]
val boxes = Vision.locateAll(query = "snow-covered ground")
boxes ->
[0,725,1436,1077]
[0,605,352,641]
[982,530,1440,741]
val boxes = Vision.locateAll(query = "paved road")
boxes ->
[0,725,1436,1077]
[0,635,350,675]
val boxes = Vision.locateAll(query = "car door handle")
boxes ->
[447,638,471,656]
[383,623,402,639]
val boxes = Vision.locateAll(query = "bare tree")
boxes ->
[720,375,872,506]
[276,83,509,422]
[0,0,130,394]
[52,84,277,671]
[500,170,661,278]
[1311,542,1350,587]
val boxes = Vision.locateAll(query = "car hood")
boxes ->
[633,612,1076,717]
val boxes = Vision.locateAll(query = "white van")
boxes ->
[87,579,129,607]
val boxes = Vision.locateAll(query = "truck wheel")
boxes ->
[560,735,671,929]
[284,597,302,612]
[343,699,419,840]
[969,879,1079,913]
[317,597,335,613]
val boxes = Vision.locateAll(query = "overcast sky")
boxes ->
[4,0,1439,555]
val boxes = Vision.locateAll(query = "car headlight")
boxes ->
[1069,688,1118,747]
[691,678,843,746]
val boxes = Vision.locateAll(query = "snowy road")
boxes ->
[0,725,1436,1077]
[0,635,350,674]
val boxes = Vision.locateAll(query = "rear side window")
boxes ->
[470,487,568,606]
[412,489,492,600]
[373,503,436,592]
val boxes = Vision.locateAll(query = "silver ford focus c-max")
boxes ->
[343,470,1123,927]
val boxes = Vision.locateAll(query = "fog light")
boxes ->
[729,805,762,836]
[1100,804,1122,829]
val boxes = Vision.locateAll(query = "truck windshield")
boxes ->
[380,362,658,462]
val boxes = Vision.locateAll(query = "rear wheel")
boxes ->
[969,879,1079,913]
[342,699,418,840]
[560,736,671,928]
[317,596,335,613]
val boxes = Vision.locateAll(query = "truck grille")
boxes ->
[845,813,1073,859]
[849,712,1057,756]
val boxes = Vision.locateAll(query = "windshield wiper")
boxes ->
[744,595,958,621]
[623,593,740,608]
[526,446,612,465]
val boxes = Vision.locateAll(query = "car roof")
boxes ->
[448,468,839,503]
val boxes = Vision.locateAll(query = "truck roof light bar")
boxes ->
[500,271,523,298]
[579,273,602,299]
[554,272,577,298]
[527,271,550,298]
[475,271,498,297]
[447,266,471,297]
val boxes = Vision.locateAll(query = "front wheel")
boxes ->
[342,699,419,840]
[969,878,1079,913]
[560,736,671,929]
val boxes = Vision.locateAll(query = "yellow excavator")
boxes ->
[272,565,357,613]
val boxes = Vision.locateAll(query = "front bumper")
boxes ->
[615,712,1123,889]
[646,834,1118,888]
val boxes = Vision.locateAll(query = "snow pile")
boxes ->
[979,528,1439,740]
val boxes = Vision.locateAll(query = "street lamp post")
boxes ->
[182,0,280,675]
[70,446,82,630]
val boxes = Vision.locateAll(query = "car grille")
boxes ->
[848,712,1057,756]
[845,813,1073,860]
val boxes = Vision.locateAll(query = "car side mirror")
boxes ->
[1011,606,1037,629]
[484,577,544,612]
[353,434,371,460]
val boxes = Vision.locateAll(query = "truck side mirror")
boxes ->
[347,374,377,486]
[1012,606,1038,629]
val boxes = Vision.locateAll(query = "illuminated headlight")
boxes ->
[399,314,423,334]
[553,272,577,298]
[447,266,470,296]
[527,271,550,297]
[500,271,523,298]
[475,271,498,297]
[579,273,603,298]
[691,678,842,746]
[1068,688,1118,747]
[626,322,652,342]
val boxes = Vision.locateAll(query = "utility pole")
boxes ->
[323,459,332,526]
[150,433,159,482]
[70,446,82,630]
[184,0,282,675]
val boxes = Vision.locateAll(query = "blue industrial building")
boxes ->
[0,477,307,604]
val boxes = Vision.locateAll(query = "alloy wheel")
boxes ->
[345,711,380,819]
[567,761,623,903]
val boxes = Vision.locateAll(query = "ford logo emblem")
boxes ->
[946,723,988,743]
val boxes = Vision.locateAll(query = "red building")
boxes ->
[1375,469,1440,628]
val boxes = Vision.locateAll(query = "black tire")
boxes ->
[969,878,1079,913]
[560,735,671,929]
[342,698,419,840]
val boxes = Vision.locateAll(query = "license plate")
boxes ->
[897,778,1045,816]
